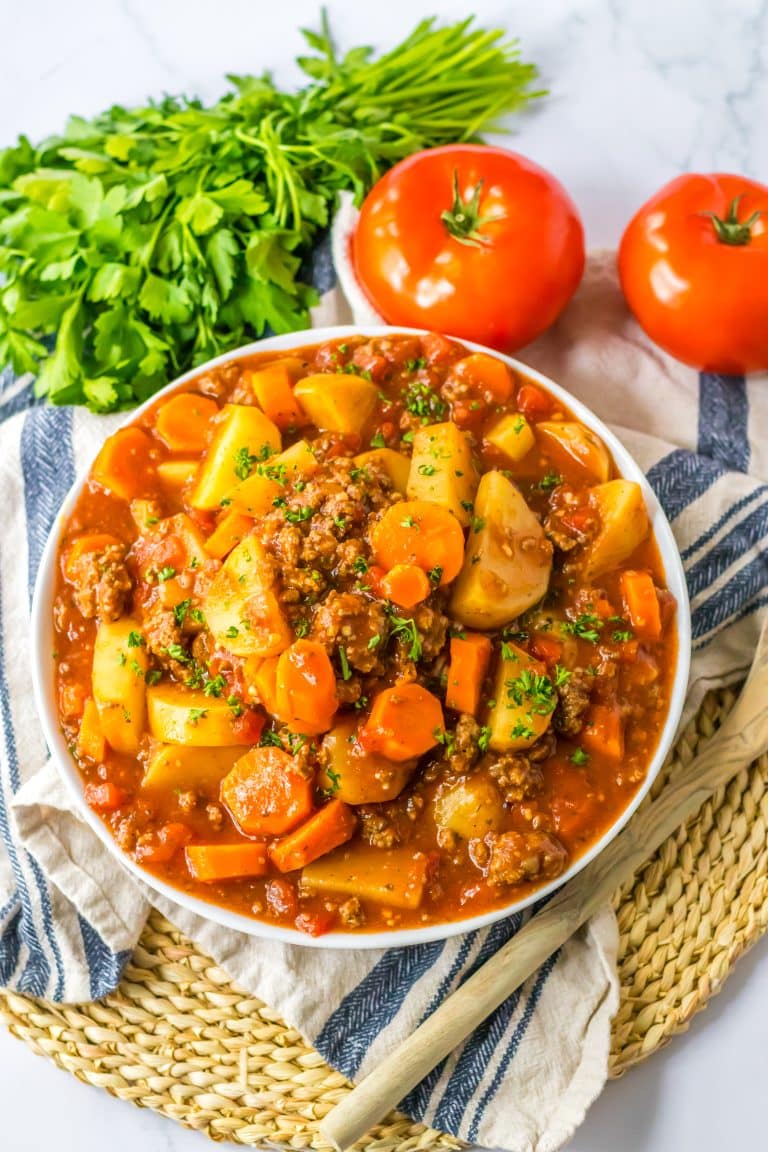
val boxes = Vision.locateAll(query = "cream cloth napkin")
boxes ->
[1,207,765,1150]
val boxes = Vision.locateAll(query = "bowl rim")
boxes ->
[31,324,691,950]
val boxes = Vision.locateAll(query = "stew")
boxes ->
[52,332,677,936]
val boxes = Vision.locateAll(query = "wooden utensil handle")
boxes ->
[320,648,768,1151]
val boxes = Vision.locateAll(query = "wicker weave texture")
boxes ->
[1,686,766,1149]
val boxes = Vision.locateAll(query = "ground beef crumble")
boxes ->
[68,543,132,621]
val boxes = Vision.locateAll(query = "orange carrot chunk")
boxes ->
[269,799,357,873]
[371,500,464,585]
[445,634,492,716]
[205,511,254,560]
[275,639,338,730]
[220,747,314,836]
[154,392,219,454]
[620,570,662,640]
[185,842,269,882]
[247,363,305,429]
[92,427,157,500]
[134,822,192,863]
[84,781,126,812]
[380,563,431,609]
[360,683,444,762]
[77,698,107,762]
[582,704,624,761]
[452,353,513,403]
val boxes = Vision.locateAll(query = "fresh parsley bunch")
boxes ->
[0,14,542,411]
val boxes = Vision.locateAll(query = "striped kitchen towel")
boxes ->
[1,243,766,1152]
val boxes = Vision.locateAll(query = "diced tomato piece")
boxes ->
[266,877,299,919]
[529,633,563,664]
[517,383,553,421]
[421,332,459,367]
[351,350,388,380]
[135,822,192,864]
[295,908,337,936]
[84,781,127,812]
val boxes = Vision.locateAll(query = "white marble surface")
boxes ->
[2,0,767,1148]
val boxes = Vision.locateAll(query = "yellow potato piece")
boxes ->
[203,536,292,658]
[583,479,650,578]
[294,373,378,435]
[141,743,243,792]
[226,439,320,515]
[92,618,148,755]
[301,845,428,909]
[276,439,319,480]
[354,448,410,494]
[147,684,252,746]
[157,459,198,492]
[190,404,282,511]
[434,777,505,840]
[450,471,552,629]
[318,717,415,805]
[406,422,478,525]
[485,413,536,464]
[537,421,611,482]
[485,642,553,753]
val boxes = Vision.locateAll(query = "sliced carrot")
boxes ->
[92,427,157,500]
[269,799,357,873]
[135,821,192,864]
[154,392,219,454]
[582,704,624,761]
[63,533,122,581]
[84,781,126,812]
[620,570,662,640]
[205,511,254,560]
[360,683,444,762]
[185,842,269,882]
[77,698,107,762]
[528,632,563,665]
[275,640,338,729]
[517,383,553,422]
[157,576,190,608]
[220,747,314,836]
[380,563,431,609]
[452,353,513,403]
[445,633,492,716]
[250,656,284,718]
[247,362,305,430]
[371,499,464,585]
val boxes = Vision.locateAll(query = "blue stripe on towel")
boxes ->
[467,951,560,1141]
[21,407,76,599]
[402,915,524,1117]
[686,501,768,600]
[692,551,768,641]
[0,907,22,985]
[646,449,725,521]
[78,914,130,1000]
[314,939,446,1078]
[681,487,768,562]
[698,373,750,473]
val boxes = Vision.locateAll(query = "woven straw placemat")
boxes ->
[1,685,766,1149]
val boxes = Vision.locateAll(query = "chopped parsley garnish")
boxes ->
[146,669,163,686]
[233,443,272,480]
[189,556,200,569]
[130,659,144,678]
[405,356,427,372]
[417,463,438,476]
[471,515,486,533]
[352,556,369,575]
[477,725,492,752]
[338,645,352,681]
[157,565,176,582]
[227,695,243,717]
[505,669,558,716]
[203,674,227,698]
[294,618,310,638]
[166,643,191,664]
[571,747,590,766]
[401,515,418,529]
[333,516,348,531]
[553,664,571,687]
[284,505,315,524]
[260,730,284,748]
[127,630,145,648]
[354,695,369,711]
[612,630,634,643]
[539,471,563,491]
[513,415,525,433]
[370,430,386,449]
[500,641,517,661]
[403,379,447,423]
[386,610,422,661]
[341,362,372,380]
[434,726,456,754]
[117,651,127,667]
[225,625,239,638]
[428,564,443,585]
[511,719,536,740]
[401,430,415,444]
[367,633,382,651]
[562,614,604,644]
[173,599,192,626]
[324,766,341,795]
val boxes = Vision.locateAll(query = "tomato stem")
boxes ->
[705,195,762,246]
[441,169,501,247]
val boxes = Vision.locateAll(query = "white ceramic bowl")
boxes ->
[31,326,691,949]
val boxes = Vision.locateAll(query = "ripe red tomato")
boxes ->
[353,145,585,351]
[618,173,768,374]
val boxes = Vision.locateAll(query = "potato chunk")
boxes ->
[203,536,292,658]
[537,422,611,483]
[141,744,243,793]
[92,618,148,755]
[354,448,410,494]
[190,404,282,510]
[227,439,319,516]
[485,642,553,753]
[434,777,504,840]
[294,373,378,435]
[147,684,252,746]
[406,422,478,525]
[450,471,552,629]
[582,480,650,578]
[318,717,415,805]
[301,845,428,909]
[485,413,535,464]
